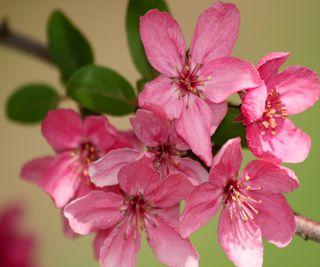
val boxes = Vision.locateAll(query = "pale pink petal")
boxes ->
[207,101,228,135]
[89,148,142,187]
[93,229,112,260]
[138,75,183,120]
[147,173,193,208]
[114,130,143,150]
[168,123,189,150]
[21,156,54,183]
[241,160,299,193]
[99,219,141,267]
[140,9,186,76]
[175,96,213,166]
[210,137,242,186]
[218,207,263,267]
[179,182,223,238]
[273,66,320,114]
[256,52,290,86]
[130,109,170,147]
[146,215,199,267]
[201,57,262,103]
[190,2,240,65]
[64,191,123,235]
[250,192,295,247]
[241,85,268,125]
[61,211,77,238]
[118,156,160,196]
[41,109,83,151]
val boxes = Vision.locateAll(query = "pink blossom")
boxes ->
[64,156,198,267]
[138,1,262,166]
[89,108,208,188]
[179,138,299,267]
[241,52,320,163]
[0,204,39,267]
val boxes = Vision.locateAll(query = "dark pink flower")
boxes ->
[0,204,39,267]
[64,156,198,267]
[89,108,208,188]
[138,2,262,166]
[241,52,320,163]
[179,138,299,267]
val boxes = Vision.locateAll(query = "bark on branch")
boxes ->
[294,213,320,242]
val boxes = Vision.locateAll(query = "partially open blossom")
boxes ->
[89,108,208,187]
[0,204,38,267]
[138,1,262,166]
[179,138,299,267]
[241,52,320,163]
[64,156,198,267]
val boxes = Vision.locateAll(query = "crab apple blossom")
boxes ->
[179,138,299,267]
[64,156,198,267]
[89,108,209,188]
[241,52,320,163]
[138,1,262,166]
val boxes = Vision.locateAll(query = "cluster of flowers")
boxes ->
[21,2,319,267]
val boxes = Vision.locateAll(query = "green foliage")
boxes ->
[67,65,137,116]
[126,0,169,80]
[6,84,59,123]
[47,10,94,82]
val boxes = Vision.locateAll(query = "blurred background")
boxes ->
[0,0,319,266]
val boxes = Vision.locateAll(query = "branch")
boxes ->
[295,213,320,242]
[0,18,52,64]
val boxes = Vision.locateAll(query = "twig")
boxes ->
[294,213,320,242]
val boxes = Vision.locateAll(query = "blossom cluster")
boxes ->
[21,1,319,267]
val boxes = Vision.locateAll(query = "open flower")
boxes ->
[138,1,262,166]
[64,156,198,267]
[89,108,208,187]
[241,52,320,163]
[179,138,299,267]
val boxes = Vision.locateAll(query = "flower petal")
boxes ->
[41,109,83,151]
[61,211,77,238]
[64,191,123,235]
[113,130,143,151]
[208,101,228,135]
[179,182,223,238]
[21,156,54,183]
[201,57,262,103]
[273,66,320,115]
[190,2,240,65]
[241,160,299,193]
[146,216,199,267]
[93,229,112,260]
[218,207,263,267]
[140,9,186,76]
[138,75,183,120]
[89,148,142,187]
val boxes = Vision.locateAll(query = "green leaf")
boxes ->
[126,0,169,80]
[47,10,94,82]
[67,65,137,116]
[211,106,247,148]
[136,77,149,93]
[6,84,59,123]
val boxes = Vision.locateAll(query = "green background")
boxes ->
[0,0,319,266]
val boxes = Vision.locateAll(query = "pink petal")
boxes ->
[210,137,242,186]
[114,130,143,150]
[93,229,112,260]
[118,156,160,196]
[61,211,77,238]
[147,173,193,208]
[241,160,299,193]
[201,57,262,103]
[21,156,54,183]
[99,219,141,267]
[140,9,186,76]
[64,191,123,235]
[130,109,170,147]
[250,192,295,247]
[190,2,240,66]
[138,75,183,120]
[146,215,199,267]
[273,66,320,115]
[246,119,311,163]
[256,52,290,86]
[179,182,223,238]
[218,207,263,267]
[208,101,228,135]
[41,109,83,151]
[241,84,268,125]
[89,148,142,187]
[175,96,213,166]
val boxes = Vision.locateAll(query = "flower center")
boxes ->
[259,88,287,135]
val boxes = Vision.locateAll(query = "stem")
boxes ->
[294,213,320,242]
